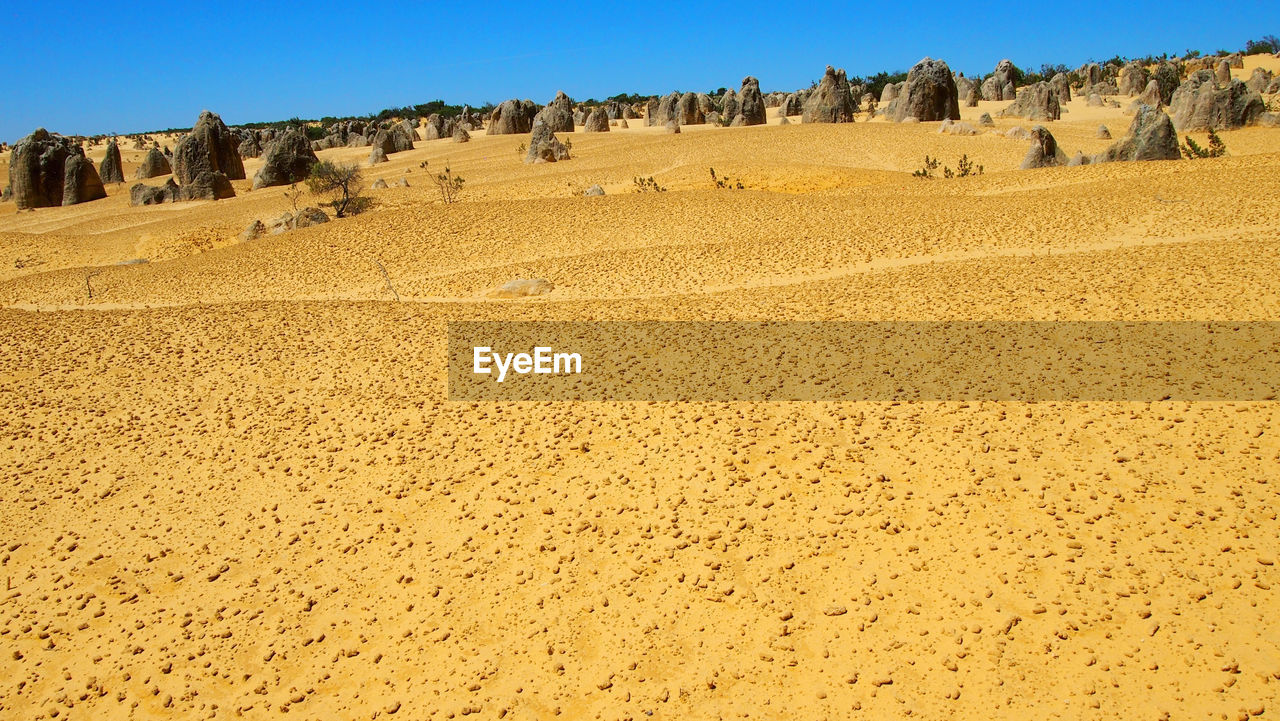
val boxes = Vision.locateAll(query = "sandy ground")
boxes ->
[1,73,1279,720]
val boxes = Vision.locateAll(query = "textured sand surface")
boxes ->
[2,76,1279,720]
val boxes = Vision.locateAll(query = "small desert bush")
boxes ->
[306,160,371,217]
[633,176,666,192]
[710,167,744,189]
[1181,129,1227,159]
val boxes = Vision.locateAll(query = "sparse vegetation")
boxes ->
[633,176,666,193]
[710,167,744,190]
[914,155,983,179]
[517,142,526,154]
[434,164,466,204]
[912,156,941,178]
[283,183,303,212]
[306,160,371,218]
[1181,128,1227,159]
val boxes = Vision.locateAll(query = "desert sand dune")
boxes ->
[1,72,1279,721]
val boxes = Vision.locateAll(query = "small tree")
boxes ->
[434,164,465,204]
[1181,129,1227,159]
[306,160,370,218]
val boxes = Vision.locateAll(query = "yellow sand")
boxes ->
[1,91,1279,721]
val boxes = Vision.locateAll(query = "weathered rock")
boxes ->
[1126,79,1164,114]
[136,147,172,179]
[368,145,388,164]
[452,126,470,143]
[423,114,446,140]
[619,118,629,129]
[705,111,721,126]
[129,178,182,205]
[1170,70,1265,131]
[652,92,681,127]
[938,119,978,135]
[182,170,235,200]
[1099,104,1180,161]
[1081,63,1102,88]
[1050,73,1071,104]
[779,92,805,117]
[99,140,125,184]
[955,75,977,103]
[172,111,245,186]
[1216,60,1232,84]
[371,178,388,189]
[492,278,553,298]
[9,129,108,208]
[1119,60,1149,95]
[237,134,262,158]
[891,57,960,122]
[61,153,107,205]
[880,82,899,104]
[1246,67,1274,94]
[721,89,742,123]
[584,107,609,132]
[645,98,660,126]
[802,66,855,123]
[1153,62,1182,105]
[992,59,1018,100]
[697,93,715,115]
[583,184,605,196]
[395,177,409,187]
[1087,93,1104,107]
[488,99,536,135]
[998,82,1060,121]
[778,116,790,125]
[977,112,994,127]
[347,134,369,148]
[252,129,318,189]
[1067,151,1090,166]
[677,92,705,125]
[240,219,265,241]
[965,86,979,107]
[535,91,575,133]
[294,207,329,228]
[738,76,766,125]
[525,118,570,163]
[980,75,1000,102]
[1096,124,1111,139]
[1004,126,1031,140]
[665,120,682,133]
[1019,125,1068,169]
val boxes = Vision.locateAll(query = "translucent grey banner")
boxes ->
[447,322,1280,401]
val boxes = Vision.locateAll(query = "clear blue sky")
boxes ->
[5,0,1276,142]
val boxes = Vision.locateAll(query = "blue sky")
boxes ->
[4,0,1276,141]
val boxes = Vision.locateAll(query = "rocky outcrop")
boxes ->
[1152,61,1182,105]
[1050,73,1071,104]
[237,133,262,158]
[422,114,446,140]
[1246,67,1274,94]
[99,140,125,184]
[1215,60,1232,85]
[1169,70,1266,131]
[1119,61,1149,95]
[136,147,171,178]
[779,92,805,117]
[737,76,766,125]
[802,66,855,123]
[998,82,1060,121]
[182,170,235,200]
[1098,105,1180,162]
[8,128,106,208]
[650,92,680,127]
[488,99,537,135]
[129,178,182,205]
[525,118,570,163]
[172,111,245,186]
[584,107,609,132]
[891,57,960,122]
[677,92,705,125]
[61,153,107,206]
[536,91,575,133]
[452,126,470,143]
[992,59,1018,100]
[1126,79,1163,114]
[252,129,318,189]
[1019,125,1068,169]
